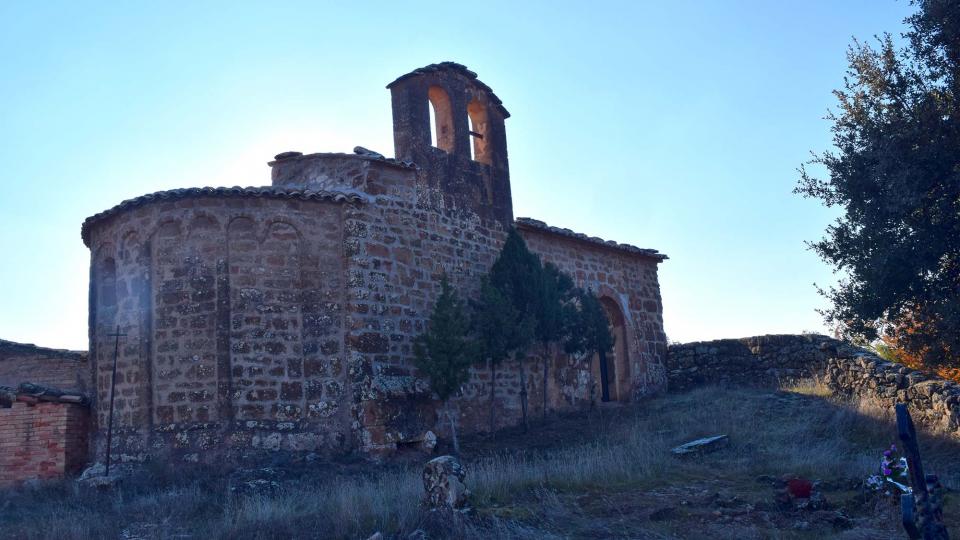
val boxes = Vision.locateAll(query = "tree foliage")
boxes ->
[535,262,577,418]
[485,229,541,430]
[413,273,475,452]
[796,0,960,367]
[565,288,614,361]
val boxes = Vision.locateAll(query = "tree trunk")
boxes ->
[489,360,497,436]
[598,348,611,403]
[448,403,460,455]
[518,354,529,432]
[542,343,550,421]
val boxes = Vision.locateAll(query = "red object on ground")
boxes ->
[787,478,814,499]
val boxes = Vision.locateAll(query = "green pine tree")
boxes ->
[536,262,576,420]
[413,272,475,454]
[472,277,516,436]
[488,229,541,431]
[565,288,614,404]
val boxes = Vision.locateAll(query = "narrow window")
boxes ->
[428,86,454,152]
[467,99,491,164]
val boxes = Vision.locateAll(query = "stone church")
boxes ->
[77,62,668,463]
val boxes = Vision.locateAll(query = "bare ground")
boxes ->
[2,382,958,539]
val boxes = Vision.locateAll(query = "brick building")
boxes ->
[79,62,668,463]
[0,341,90,486]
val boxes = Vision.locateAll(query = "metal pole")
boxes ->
[105,325,124,477]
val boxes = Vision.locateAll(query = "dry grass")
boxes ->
[2,383,958,539]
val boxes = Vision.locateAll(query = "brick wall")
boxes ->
[0,401,90,486]
[0,340,89,392]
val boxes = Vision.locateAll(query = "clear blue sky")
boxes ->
[0,1,914,350]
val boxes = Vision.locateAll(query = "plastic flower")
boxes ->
[883,467,893,476]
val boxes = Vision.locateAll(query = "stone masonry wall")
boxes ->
[346,196,668,453]
[85,194,352,464]
[519,225,668,400]
[0,340,89,393]
[344,194,512,453]
[0,401,89,486]
[668,334,960,439]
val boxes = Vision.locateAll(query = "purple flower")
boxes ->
[883,468,893,476]
[891,444,897,451]
[884,450,892,457]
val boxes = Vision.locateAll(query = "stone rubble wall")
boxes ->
[667,334,833,391]
[668,334,960,438]
[822,353,960,436]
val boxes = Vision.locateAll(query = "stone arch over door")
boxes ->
[591,295,630,402]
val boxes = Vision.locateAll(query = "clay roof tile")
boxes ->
[80,187,368,246]
[515,217,668,261]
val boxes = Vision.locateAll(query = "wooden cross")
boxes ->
[105,325,126,477]
[897,403,949,540]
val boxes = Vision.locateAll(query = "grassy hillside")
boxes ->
[2,381,958,539]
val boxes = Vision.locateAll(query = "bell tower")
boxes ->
[387,62,513,227]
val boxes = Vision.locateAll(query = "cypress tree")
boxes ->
[413,272,475,454]
[472,277,515,436]
[565,288,614,404]
[536,262,575,420]
[488,229,540,431]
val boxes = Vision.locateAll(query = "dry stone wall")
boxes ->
[822,352,960,436]
[668,334,960,438]
[667,334,831,391]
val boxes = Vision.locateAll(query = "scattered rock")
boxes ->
[422,455,470,511]
[421,431,437,452]
[648,506,677,521]
[228,467,285,495]
[671,435,728,456]
[77,462,122,490]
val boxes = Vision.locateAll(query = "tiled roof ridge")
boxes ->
[0,339,86,361]
[387,61,510,118]
[81,186,368,246]
[515,217,668,261]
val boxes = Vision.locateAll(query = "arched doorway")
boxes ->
[591,296,630,402]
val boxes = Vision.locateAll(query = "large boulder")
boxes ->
[422,455,470,511]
